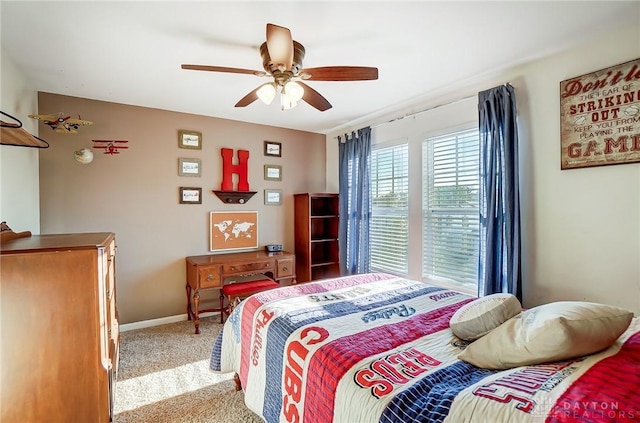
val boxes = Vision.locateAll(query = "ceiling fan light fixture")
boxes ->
[283,81,304,102]
[280,92,297,110]
[257,83,276,105]
[182,24,376,112]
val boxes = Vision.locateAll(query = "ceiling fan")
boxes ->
[181,23,379,112]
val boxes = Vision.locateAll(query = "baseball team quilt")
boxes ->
[210,272,640,423]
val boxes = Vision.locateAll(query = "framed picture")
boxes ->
[179,187,202,204]
[264,189,282,205]
[178,130,202,150]
[178,158,201,177]
[264,164,282,181]
[209,211,258,252]
[560,58,640,169]
[264,141,282,157]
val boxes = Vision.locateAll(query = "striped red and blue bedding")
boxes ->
[210,273,640,422]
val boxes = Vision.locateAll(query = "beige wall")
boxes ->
[37,93,326,323]
[0,49,40,234]
[327,24,640,315]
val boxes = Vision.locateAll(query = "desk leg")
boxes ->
[186,284,192,321]
[193,289,201,334]
[219,293,225,324]
[233,373,242,391]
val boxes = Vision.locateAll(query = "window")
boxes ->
[370,143,409,274]
[422,129,480,292]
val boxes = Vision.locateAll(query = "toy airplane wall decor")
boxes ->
[28,113,93,134]
[92,139,129,155]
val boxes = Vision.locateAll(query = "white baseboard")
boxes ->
[119,311,221,332]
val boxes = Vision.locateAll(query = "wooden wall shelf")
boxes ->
[212,190,257,204]
[1,121,49,148]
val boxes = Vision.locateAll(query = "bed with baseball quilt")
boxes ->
[210,272,640,422]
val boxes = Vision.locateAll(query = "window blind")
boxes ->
[422,129,480,291]
[370,143,409,274]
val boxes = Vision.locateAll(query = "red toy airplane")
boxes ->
[92,140,129,155]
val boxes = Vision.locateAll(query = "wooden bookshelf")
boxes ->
[294,193,341,282]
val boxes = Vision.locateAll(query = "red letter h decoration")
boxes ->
[220,148,250,191]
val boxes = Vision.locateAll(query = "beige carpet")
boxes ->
[114,316,263,423]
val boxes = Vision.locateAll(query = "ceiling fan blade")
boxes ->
[266,23,293,71]
[234,87,260,108]
[299,82,332,112]
[300,66,379,81]
[181,64,265,76]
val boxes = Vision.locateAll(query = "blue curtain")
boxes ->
[338,127,371,275]
[478,84,522,301]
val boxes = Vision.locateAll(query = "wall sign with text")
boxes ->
[560,58,640,169]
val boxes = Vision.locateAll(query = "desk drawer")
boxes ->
[222,261,272,274]
[277,257,295,278]
[199,265,221,288]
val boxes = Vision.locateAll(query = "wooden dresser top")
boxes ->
[186,250,293,266]
[0,232,114,254]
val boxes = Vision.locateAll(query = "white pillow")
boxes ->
[458,301,633,370]
[450,293,522,341]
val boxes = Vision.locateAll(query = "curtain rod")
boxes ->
[336,82,512,139]
[334,92,478,140]
[373,82,515,128]
[371,93,477,129]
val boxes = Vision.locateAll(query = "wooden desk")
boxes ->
[185,250,296,334]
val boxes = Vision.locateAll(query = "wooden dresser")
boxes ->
[0,232,119,423]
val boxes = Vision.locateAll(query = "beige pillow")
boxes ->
[458,301,633,370]
[450,293,522,341]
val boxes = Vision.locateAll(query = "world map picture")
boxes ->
[209,211,258,251]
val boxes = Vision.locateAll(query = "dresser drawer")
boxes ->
[276,257,295,278]
[222,261,272,274]
[198,265,221,288]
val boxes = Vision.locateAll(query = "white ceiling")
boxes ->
[2,1,639,135]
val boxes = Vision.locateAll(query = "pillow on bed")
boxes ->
[449,293,522,341]
[458,301,633,370]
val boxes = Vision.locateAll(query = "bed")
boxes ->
[210,272,640,422]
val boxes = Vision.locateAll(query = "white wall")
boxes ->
[520,25,640,315]
[0,48,40,234]
[327,25,640,314]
